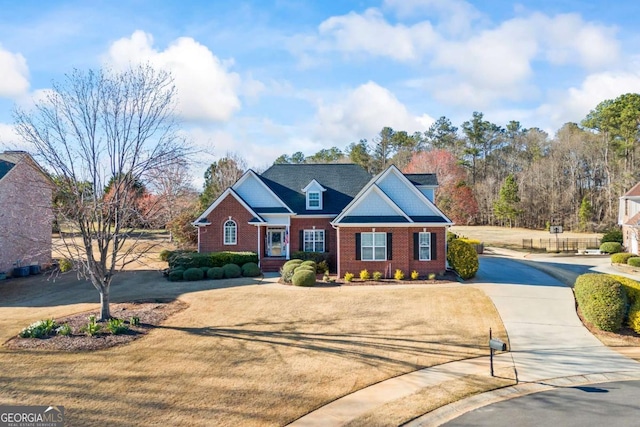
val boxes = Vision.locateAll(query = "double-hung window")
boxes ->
[419,232,431,261]
[304,230,325,252]
[307,191,321,209]
[361,232,386,261]
[223,220,237,245]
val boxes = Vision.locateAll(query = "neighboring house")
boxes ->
[194,163,453,276]
[619,182,640,254]
[0,151,53,275]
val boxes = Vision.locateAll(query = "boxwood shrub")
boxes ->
[168,269,185,281]
[183,267,204,281]
[292,269,316,287]
[611,252,634,264]
[167,251,258,270]
[574,273,627,332]
[599,242,623,254]
[290,251,330,269]
[241,262,261,277]
[222,263,242,279]
[628,300,640,334]
[628,257,640,267]
[447,239,479,280]
[208,267,224,280]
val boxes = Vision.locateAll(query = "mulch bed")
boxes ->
[4,299,188,352]
[280,270,459,286]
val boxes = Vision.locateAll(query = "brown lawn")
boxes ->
[0,271,506,426]
[451,225,602,249]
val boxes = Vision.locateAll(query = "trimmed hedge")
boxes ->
[184,268,205,281]
[168,269,184,281]
[200,266,210,278]
[167,251,258,270]
[222,263,242,279]
[629,300,640,334]
[241,262,261,277]
[599,242,623,254]
[628,257,640,267]
[574,273,627,332]
[447,239,479,280]
[208,267,224,280]
[300,260,317,269]
[292,269,316,287]
[611,252,634,264]
[290,251,330,268]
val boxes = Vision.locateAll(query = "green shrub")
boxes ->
[208,267,224,280]
[599,242,623,254]
[280,265,297,283]
[241,262,261,277]
[574,274,627,332]
[168,268,184,281]
[447,239,479,280]
[344,272,354,282]
[183,267,205,281]
[107,318,129,335]
[300,260,317,269]
[359,269,370,280]
[200,266,210,278]
[611,252,634,264]
[130,316,140,326]
[601,228,623,244]
[291,251,330,266]
[59,258,73,273]
[628,257,640,267]
[57,323,72,336]
[159,249,171,262]
[373,271,382,281]
[292,269,316,287]
[167,250,198,268]
[322,271,330,282]
[19,318,58,338]
[210,252,258,268]
[168,251,258,269]
[628,299,640,334]
[609,274,640,305]
[394,269,405,280]
[283,259,303,267]
[317,260,330,274]
[459,238,481,245]
[222,263,242,279]
[81,315,102,337]
[446,231,459,243]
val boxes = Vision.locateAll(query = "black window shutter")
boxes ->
[324,230,329,253]
[355,233,361,260]
[431,232,437,261]
[387,233,393,260]
[413,233,419,260]
[299,230,304,251]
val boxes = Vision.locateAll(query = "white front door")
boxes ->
[267,229,285,257]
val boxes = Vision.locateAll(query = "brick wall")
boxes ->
[337,226,446,278]
[198,194,258,253]
[290,217,336,270]
[0,159,53,274]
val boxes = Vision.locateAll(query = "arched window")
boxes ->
[223,220,237,245]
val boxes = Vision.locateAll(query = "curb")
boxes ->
[405,370,640,426]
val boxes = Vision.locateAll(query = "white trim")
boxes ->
[360,231,387,261]
[223,219,237,245]
[303,229,325,252]
[334,223,449,228]
[235,169,293,213]
[418,232,431,261]
[293,214,336,219]
[333,184,411,223]
[306,190,322,210]
[193,188,264,225]
[301,179,327,193]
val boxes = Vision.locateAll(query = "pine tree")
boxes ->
[578,196,592,231]
[493,174,522,227]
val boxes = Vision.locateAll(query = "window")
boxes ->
[419,232,431,261]
[304,229,324,252]
[361,232,386,261]
[223,220,237,245]
[307,191,321,209]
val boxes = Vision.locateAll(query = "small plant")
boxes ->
[373,271,382,281]
[428,273,437,280]
[411,270,419,280]
[19,318,58,338]
[344,272,354,282]
[130,316,140,326]
[359,269,370,280]
[56,323,72,336]
[394,269,405,280]
[107,318,129,335]
[159,249,171,262]
[322,271,330,282]
[317,260,330,274]
[611,252,634,264]
[81,315,102,337]
[59,258,73,273]
[629,257,640,268]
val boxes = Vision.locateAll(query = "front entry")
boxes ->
[266,229,285,257]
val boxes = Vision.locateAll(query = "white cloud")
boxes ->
[314,81,434,142]
[0,123,21,147]
[0,45,29,98]
[383,0,484,37]
[104,30,242,122]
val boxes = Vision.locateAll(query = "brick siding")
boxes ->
[198,194,258,253]
[289,217,337,270]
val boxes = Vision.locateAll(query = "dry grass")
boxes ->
[0,273,506,426]
[451,225,602,249]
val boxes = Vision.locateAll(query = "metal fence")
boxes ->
[522,238,601,252]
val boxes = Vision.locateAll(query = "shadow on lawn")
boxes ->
[0,270,264,308]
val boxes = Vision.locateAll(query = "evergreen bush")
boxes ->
[183,267,205,281]
[611,252,634,264]
[292,269,316,287]
[241,262,261,277]
[574,273,627,332]
[599,242,623,254]
[447,239,479,279]
[601,228,623,244]
[168,268,184,281]
[208,267,224,280]
[222,263,242,279]
[628,257,640,267]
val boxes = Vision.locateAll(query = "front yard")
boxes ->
[0,272,506,426]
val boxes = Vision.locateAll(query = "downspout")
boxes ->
[197,225,201,253]
[332,223,340,277]
[257,225,261,269]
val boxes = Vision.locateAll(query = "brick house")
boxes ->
[0,151,53,275]
[194,163,453,276]
[619,182,640,254]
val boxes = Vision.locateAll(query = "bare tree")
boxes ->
[13,65,189,320]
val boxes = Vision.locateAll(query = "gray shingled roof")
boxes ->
[405,173,438,186]
[259,164,372,214]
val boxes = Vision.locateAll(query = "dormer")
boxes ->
[302,179,327,210]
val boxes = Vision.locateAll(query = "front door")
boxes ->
[267,229,285,257]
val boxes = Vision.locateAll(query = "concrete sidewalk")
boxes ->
[289,253,640,427]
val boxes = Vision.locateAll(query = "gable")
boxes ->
[348,186,408,218]
[234,171,288,209]
[193,188,264,225]
[377,169,438,216]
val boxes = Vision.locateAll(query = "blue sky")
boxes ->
[0,0,639,184]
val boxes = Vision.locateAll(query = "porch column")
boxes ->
[257,225,261,268]
[286,226,290,260]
